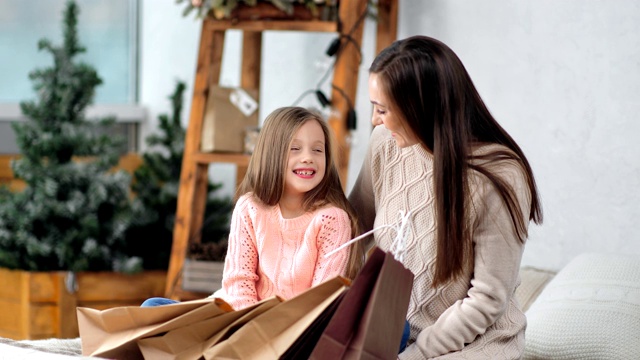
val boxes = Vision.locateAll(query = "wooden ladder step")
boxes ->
[193,152,250,166]
[208,20,337,32]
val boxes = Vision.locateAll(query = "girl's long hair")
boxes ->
[370,36,543,287]
[237,107,364,278]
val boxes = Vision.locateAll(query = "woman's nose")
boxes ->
[371,114,382,126]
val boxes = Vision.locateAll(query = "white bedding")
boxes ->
[0,337,99,359]
[0,343,78,360]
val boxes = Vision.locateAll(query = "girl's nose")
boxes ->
[371,114,382,126]
[301,152,313,163]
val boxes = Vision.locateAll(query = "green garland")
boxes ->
[177,0,325,20]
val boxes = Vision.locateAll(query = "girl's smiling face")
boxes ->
[369,73,419,148]
[283,119,327,199]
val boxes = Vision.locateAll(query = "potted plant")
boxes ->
[0,1,165,340]
[182,237,230,293]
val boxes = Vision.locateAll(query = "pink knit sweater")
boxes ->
[221,193,352,310]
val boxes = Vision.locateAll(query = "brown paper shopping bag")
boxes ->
[280,290,347,360]
[203,276,349,360]
[137,297,281,360]
[77,297,232,360]
[309,247,414,360]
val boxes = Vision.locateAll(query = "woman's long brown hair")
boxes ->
[370,36,543,287]
[236,107,364,278]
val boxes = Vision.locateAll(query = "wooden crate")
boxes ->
[182,260,224,294]
[0,268,166,340]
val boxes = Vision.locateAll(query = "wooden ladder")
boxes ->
[165,0,398,300]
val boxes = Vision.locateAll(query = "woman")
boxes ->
[349,35,543,359]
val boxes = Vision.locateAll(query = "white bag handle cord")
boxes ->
[324,210,412,262]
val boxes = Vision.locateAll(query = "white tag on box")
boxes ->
[229,88,258,117]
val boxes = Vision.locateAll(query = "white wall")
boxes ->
[140,0,640,271]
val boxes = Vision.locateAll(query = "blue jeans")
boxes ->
[140,297,179,307]
[399,320,410,353]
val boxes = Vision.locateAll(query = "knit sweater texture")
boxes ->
[221,193,351,310]
[349,126,531,360]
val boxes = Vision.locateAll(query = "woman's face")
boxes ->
[368,73,419,148]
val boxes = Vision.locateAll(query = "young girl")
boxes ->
[140,107,362,309]
[219,106,363,310]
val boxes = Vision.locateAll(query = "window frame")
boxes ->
[0,0,143,154]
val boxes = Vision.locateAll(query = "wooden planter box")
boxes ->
[0,153,143,192]
[182,260,224,294]
[0,268,166,340]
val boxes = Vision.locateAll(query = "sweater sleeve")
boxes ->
[221,195,260,310]
[311,208,352,285]
[401,161,531,360]
[349,126,386,236]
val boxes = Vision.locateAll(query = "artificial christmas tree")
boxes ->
[0,0,139,273]
[125,81,233,270]
[0,2,167,339]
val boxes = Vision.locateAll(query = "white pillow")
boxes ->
[516,266,556,312]
[524,253,640,360]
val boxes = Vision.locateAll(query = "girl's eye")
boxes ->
[314,148,324,153]
[290,147,300,151]
[377,109,386,115]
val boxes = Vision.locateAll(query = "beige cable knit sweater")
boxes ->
[349,126,531,360]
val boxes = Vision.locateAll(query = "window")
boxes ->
[0,0,141,154]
